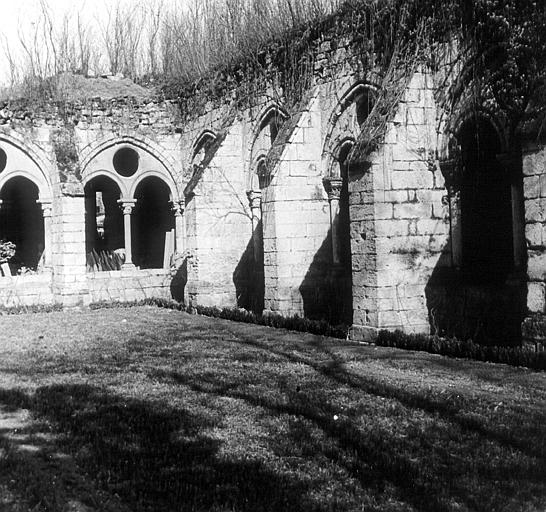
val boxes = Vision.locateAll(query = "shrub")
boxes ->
[376,330,546,371]
[0,303,63,315]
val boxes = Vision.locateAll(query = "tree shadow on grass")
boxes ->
[234,335,546,457]
[0,384,315,512]
[150,334,546,512]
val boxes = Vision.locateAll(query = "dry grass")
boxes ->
[0,305,545,511]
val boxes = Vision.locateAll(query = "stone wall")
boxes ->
[522,143,546,344]
[0,26,544,347]
[87,269,171,303]
[0,273,54,307]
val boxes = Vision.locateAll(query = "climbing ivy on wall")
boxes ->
[50,124,81,183]
[165,0,546,153]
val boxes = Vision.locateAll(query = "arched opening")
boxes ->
[84,176,124,271]
[337,143,353,273]
[354,88,375,127]
[0,177,44,274]
[459,117,513,282]
[258,108,285,146]
[133,177,174,269]
[333,142,354,325]
[192,132,216,169]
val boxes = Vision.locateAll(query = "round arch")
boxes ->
[132,176,175,269]
[82,170,129,198]
[0,176,44,272]
[0,135,52,200]
[325,137,356,178]
[129,171,178,201]
[80,135,180,201]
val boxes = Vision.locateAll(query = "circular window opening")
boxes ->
[0,148,6,173]
[113,147,139,177]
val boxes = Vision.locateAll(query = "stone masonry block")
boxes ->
[526,222,545,247]
[524,176,541,199]
[528,251,546,281]
[375,219,410,238]
[528,282,546,313]
[523,150,545,177]
[406,107,425,125]
[391,170,434,190]
[394,202,431,219]
[416,218,449,236]
[375,203,394,219]
[392,145,422,162]
[525,198,546,223]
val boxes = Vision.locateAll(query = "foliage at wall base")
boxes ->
[376,329,545,371]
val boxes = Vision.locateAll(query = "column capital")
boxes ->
[37,199,53,217]
[117,198,137,215]
[246,189,262,210]
[322,177,343,201]
[170,200,185,216]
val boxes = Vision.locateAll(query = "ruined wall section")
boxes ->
[350,70,449,338]
[0,97,182,306]
[185,120,250,307]
[262,90,330,317]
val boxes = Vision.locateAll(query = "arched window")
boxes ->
[250,106,287,186]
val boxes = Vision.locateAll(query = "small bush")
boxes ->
[0,303,63,315]
[376,330,546,371]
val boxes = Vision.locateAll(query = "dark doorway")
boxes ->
[459,117,513,282]
[133,177,174,269]
[335,142,354,325]
[0,177,44,272]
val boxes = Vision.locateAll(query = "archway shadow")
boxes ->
[170,256,188,302]
[233,220,264,314]
[424,262,527,345]
[299,225,352,327]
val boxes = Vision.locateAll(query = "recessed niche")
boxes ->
[0,148,6,173]
[113,147,139,177]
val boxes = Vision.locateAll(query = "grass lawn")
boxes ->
[0,306,544,512]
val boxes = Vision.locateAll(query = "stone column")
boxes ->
[322,177,343,264]
[246,190,262,263]
[37,199,53,267]
[118,198,136,268]
[497,152,526,271]
[439,159,462,269]
[171,200,186,254]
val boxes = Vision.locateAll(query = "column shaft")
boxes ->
[118,199,136,268]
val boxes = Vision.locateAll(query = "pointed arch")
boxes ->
[322,82,378,175]
[251,103,288,149]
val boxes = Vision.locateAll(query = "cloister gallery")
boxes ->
[0,21,545,346]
